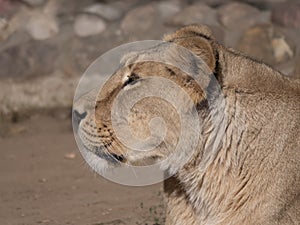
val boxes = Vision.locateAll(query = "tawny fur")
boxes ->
[74,25,300,225]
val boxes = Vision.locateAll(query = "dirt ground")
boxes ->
[0,113,165,225]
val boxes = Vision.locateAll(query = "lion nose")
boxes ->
[73,110,87,126]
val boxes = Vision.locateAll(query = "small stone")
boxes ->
[74,14,106,37]
[36,219,50,224]
[121,4,164,39]
[200,0,230,7]
[99,219,126,225]
[218,2,269,30]
[0,40,58,78]
[93,219,126,225]
[0,0,11,17]
[38,178,47,183]
[240,0,285,10]
[0,17,8,30]
[21,0,47,7]
[168,3,219,27]
[157,1,181,20]
[210,26,225,43]
[0,17,9,41]
[10,125,26,134]
[121,4,156,32]
[271,37,293,62]
[84,3,122,21]
[0,72,77,115]
[238,24,294,67]
[64,152,76,159]
[276,60,294,76]
[294,56,300,79]
[109,0,141,13]
[271,2,300,28]
[25,12,58,40]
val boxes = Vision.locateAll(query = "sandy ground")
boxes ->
[0,114,165,225]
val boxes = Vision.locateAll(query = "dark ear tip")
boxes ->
[163,24,214,41]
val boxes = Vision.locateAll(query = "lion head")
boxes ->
[73,25,223,174]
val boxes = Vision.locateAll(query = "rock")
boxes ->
[20,0,47,7]
[74,14,106,37]
[83,3,122,21]
[25,11,58,40]
[199,0,230,7]
[238,24,294,67]
[294,55,300,78]
[166,2,226,42]
[271,2,300,28]
[0,0,11,17]
[99,219,126,225]
[218,2,269,30]
[239,0,285,10]
[0,18,9,41]
[64,152,76,159]
[275,60,295,76]
[168,3,219,27]
[109,0,141,13]
[271,37,293,62]
[121,4,156,32]
[0,72,77,115]
[38,178,47,183]
[157,1,181,20]
[0,17,8,30]
[121,4,165,39]
[0,40,58,78]
[209,26,225,43]
[9,125,26,135]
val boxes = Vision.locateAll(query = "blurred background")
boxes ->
[0,0,299,224]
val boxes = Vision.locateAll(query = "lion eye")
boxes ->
[124,73,139,86]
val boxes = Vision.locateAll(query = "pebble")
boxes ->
[0,72,76,115]
[64,152,76,159]
[200,0,230,7]
[168,3,219,26]
[218,2,269,30]
[157,1,181,20]
[240,0,286,9]
[271,37,293,62]
[121,4,156,32]
[0,17,9,41]
[9,125,26,134]
[38,178,47,183]
[25,12,58,40]
[271,2,300,28]
[0,17,8,30]
[21,0,47,7]
[74,14,106,37]
[0,40,58,78]
[121,4,164,39]
[84,3,122,21]
[294,55,300,78]
[0,0,299,118]
[36,219,50,224]
[238,24,294,66]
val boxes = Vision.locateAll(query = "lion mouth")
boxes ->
[85,144,125,164]
[76,128,123,164]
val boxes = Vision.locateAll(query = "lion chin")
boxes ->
[79,144,113,173]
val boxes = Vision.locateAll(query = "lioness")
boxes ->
[73,25,300,225]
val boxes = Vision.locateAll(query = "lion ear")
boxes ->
[163,24,214,41]
[163,25,216,72]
